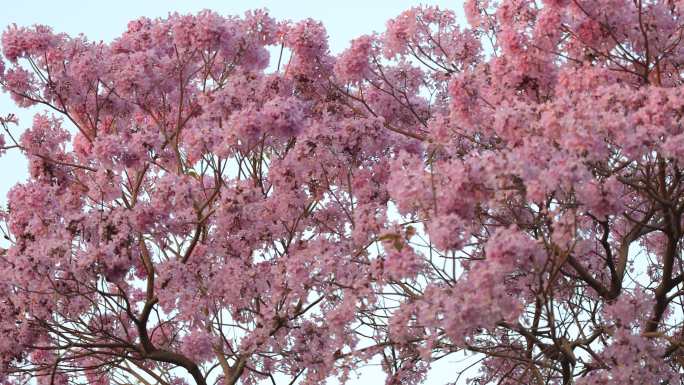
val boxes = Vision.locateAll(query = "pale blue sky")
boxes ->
[0,1,470,383]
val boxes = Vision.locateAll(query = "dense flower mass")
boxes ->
[2,1,684,384]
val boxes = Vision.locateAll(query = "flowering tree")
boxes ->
[0,11,390,385]
[3,1,684,385]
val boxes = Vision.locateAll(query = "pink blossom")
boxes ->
[1,3,684,385]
